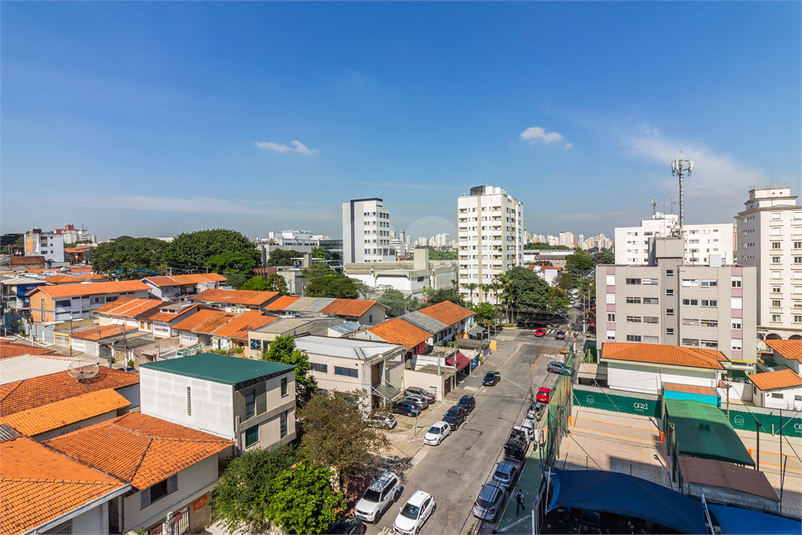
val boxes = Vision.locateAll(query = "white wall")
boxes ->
[140,369,234,439]
[753,384,802,410]
[71,501,108,535]
[607,361,717,395]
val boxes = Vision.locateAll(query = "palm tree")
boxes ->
[481,284,492,304]
[493,274,512,324]
[466,283,478,304]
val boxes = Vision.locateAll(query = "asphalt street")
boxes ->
[365,328,576,535]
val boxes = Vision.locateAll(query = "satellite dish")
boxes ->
[67,360,99,381]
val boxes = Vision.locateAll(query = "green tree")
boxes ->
[164,229,259,269]
[305,275,362,299]
[378,288,409,317]
[524,243,571,250]
[262,335,317,406]
[303,263,337,281]
[472,302,497,323]
[211,444,298,534]
[225,273,249,289]
[88,237,169,279]
[506,267,549,323]
[465,283,478,303]
[493,274,512,323]
[299,390,389,491]
[265,461,345,534]
[547,287,571,313]
[206,251,257,275]
[565,252,594,272]
[592,251,615,265]
[267,249,301,266]
[553,270,574,290]
[311,247,329,259]
[240,276,271,291]
[421,288,468,308]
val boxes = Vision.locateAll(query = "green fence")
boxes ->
[544,344,576,466]
[726,407,802,439]
[572,386,661,419]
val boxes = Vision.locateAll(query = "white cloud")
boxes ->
[519,126,567,146]
[563,143,574,149]
[255,140,319,155]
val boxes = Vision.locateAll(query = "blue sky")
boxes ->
[2,2,800,242]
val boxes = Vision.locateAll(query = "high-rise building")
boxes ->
[23,228,65,265]
[735,184,802,339]
[342,198,394,263]
[457,185,523,304]
[614,214,735,266]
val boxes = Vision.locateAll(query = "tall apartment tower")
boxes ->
[597,236,757,366]
[342,198,395,263]
[615,213,735,266]
[735,184,802,339]
[457,186,523,304]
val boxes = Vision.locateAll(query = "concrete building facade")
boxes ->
[343,198,395,263]
[457,185,523,304]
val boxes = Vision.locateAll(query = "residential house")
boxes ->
[45,413,234,535]
[207,310,278,351]
[0,276,47,329]
[293,336,405,406]
[142,273,227,299]
[347,317,431,361]
[248,317,346,358]
[345,248,458,299]
[263,295,301,314]
[528,264,564,286]
[1,436,131,535]
[142,302,212,338]
[171,309,226,347]
[190,288,280,312]
[44,274,108,285]
[318,298,387,325]
[747,368,802,410]
[0,349,86,385]
[140,354,296,452]
[600,342,727,396]
[27,280,151,323]
[95,297,164,330]
[69,324,139,359]
[409,301,476,343]
[764,339,802,376]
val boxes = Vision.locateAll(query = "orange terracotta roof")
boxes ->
[0,343,64,360]
[417,301,475,326]
[320,299,381,318]
[71,324,138,341]
[44,275,81,284]
[93,297,136,313]
[264,295,301,311]
[748,368,802,391]
[0,367,139,416]
[211,311,278,340]
[193,312,237,334]
[601,342,726,369]
[95,298,163,318]
[1,390,131,436]
[367,318,431,349]
[45,413,234,489]
[663,383,719,397]
[74,273,108,281]
[29,280,150,299]
[144,273,227,286]
[146,307,199,323]
[171,308,225,332]
[193,288,279,307]
[1,437,128,534]
[765,339,802,362]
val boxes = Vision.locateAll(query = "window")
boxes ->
[665,270,674,276]
[626,297,641,304]
[732,319,742,330]
[701,280,717,287]
[643,297,659,304]
[701,299,718,307]
[795,315,802,323]
[772,314,782,322]
[772,242,782,249]
[700,319,718,328]
[187,387,192,416]
[666,328,675,335]
[640,316,657,324]
[666,308,674,315]
[681,279,699,287]
[731,338,743,351]
[245,425,259,447]
[682,318,700,326]
[682,299,699,306]
[772,287,781,293]
[56,300,70,307]
[701,340,718,348]
[245,392,255,419]
[311,363,328,373]
[772,257,781,264]
[795,257,802,264]
[606,330,616,341]
[644,336,659,343]
[794,242,802,249]
[772,300,782,307]
[250,339,262,351]
[731,297,743,309]
[626,316,642,323]
[626,278,641,285]
[334,366,358,377]
[606,274,615,286]
[141,475,178,509]
[606,294,615,304]
[666,289,674,296]
[606,313,615,322]
[682,338,700,347]
[280,411,288,438]
[771,393,784,400]
[626,335,642,342]
[642,278,659,285]
[280,377,288,397]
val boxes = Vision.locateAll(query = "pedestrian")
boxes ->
[515,489,525,516]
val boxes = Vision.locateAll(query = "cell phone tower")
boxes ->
[671,151,693,235]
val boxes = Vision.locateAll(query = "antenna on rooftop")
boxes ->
[651,198,657,217]
[669,196,676,214]
[67,360,99,382]
[671,151,693,236]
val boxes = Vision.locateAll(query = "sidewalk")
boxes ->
[496,434,544,533]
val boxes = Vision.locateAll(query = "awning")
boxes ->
[546,469,708,534]
[708,504,802,534]
[372,383,402,402]
[466,325,484,336]
[445,351,471,372]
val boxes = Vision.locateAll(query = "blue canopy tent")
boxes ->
[708,504,802,534]
[546,469,707,534]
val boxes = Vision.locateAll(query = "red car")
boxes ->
[536,387,551,403]
[534,328,546,337]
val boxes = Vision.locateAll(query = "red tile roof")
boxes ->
[171,309,225,332]
[71,324,138,341]
[93,297,136,313]
[94,298,163,317]
[602,342,726,369]
[74,273,108,281]
[367,318,431,349]
[765,339,802,362]
[193,288,279,307]
[193,312,238,334]
[1,437,128,534]
[0,343,64,360]
[210,311,278,340]
[663,383,719,397]
[417,301,475,326]
[45,413,234,489]
[146,304,203,323]
[445,351,471,371]
[1,390,131,436]
[29,280,150,299]
[264,295,301,311]
[319,299,381,318]
[144,273,227,287]
[0,367,139,416]
[44,275,80,284]
[748,368,802,391]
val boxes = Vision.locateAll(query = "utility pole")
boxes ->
[756,419,760,470]
[670,152,693,236]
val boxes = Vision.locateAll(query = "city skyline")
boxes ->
[2,2,800,240]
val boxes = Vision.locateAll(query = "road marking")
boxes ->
[463,386,479,392]
[525,352,546,378]
[497,514,531,532]
[570,424,662,443]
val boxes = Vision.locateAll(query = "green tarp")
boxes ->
[573,386,661,418]
[665,399,754,466]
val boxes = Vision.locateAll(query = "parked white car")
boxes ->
[423,421,452,446]
[393,490,436,535]
[354,471,402,523]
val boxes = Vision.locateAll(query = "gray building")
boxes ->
[597,236,757,367]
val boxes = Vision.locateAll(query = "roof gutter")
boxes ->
[26,483,132,534]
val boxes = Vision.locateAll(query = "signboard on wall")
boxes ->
[193,495,208,511]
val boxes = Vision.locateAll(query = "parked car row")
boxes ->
[353,471,437,535]
[423,394,476,447]
[391,387,437,417]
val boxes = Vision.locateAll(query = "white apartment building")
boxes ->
[457,185,523,304]
[343,198,395,263]
[614,213,735,266]
[559,231,576,248]
[735,184,802,340]
[24,228,65,264]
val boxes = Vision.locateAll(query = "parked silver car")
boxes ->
[402,395,429,410]
[472,482,506,521]
[492,461,520,491]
